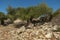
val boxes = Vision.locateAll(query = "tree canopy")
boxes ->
[0,3,60,21]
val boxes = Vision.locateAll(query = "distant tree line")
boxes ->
[0,3,60,21]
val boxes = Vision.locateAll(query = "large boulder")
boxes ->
[4,19,12,26]
[38,14,52,23]
[13,19,26,28]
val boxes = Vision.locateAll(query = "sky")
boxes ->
[0,0,60,14]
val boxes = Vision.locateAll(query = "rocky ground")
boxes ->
[0,22,60,40]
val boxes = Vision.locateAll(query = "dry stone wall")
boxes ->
[0,22,60,40]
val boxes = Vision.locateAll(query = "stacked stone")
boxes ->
[0,22,60,40]
[10,25,60,40]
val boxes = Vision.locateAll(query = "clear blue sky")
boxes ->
[0,0,60,14]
